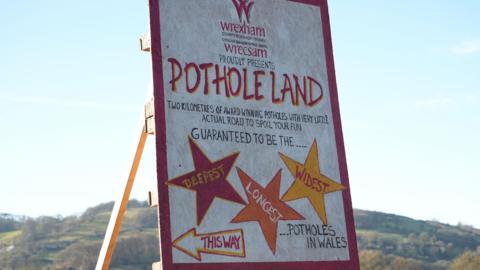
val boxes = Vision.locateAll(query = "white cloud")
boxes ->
[452,39,480,55]
[465,92,479,104]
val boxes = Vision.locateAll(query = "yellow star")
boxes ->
[279,139,346,224]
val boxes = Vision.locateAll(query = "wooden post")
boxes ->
[152,261,162,270]
[95,126,149,270]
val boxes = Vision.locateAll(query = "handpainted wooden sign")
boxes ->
[148,0,359,269]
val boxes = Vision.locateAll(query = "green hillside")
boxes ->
[0,201,479,269]
[355,210,480,269]
[0,201,159,270]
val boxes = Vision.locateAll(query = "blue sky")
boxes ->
[1,1,479,228]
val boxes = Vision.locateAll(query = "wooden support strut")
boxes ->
[95,98,154,270]
[96,33,156,270]
[95,111,152,269]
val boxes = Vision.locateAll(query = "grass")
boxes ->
[356,229,404,241]
[0,230,21,243]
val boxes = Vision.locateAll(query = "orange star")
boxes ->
[231,168,304,254]
[279,139,346,224]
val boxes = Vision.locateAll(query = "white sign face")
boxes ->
[150,0,359,269]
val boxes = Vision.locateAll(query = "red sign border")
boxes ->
[149,0,360,269]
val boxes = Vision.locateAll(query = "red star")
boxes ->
[231,168,304,254]
[167,138,245,225]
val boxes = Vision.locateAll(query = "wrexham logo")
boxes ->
[232,0,254,23]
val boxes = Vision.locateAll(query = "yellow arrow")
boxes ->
[172,228,245,261]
